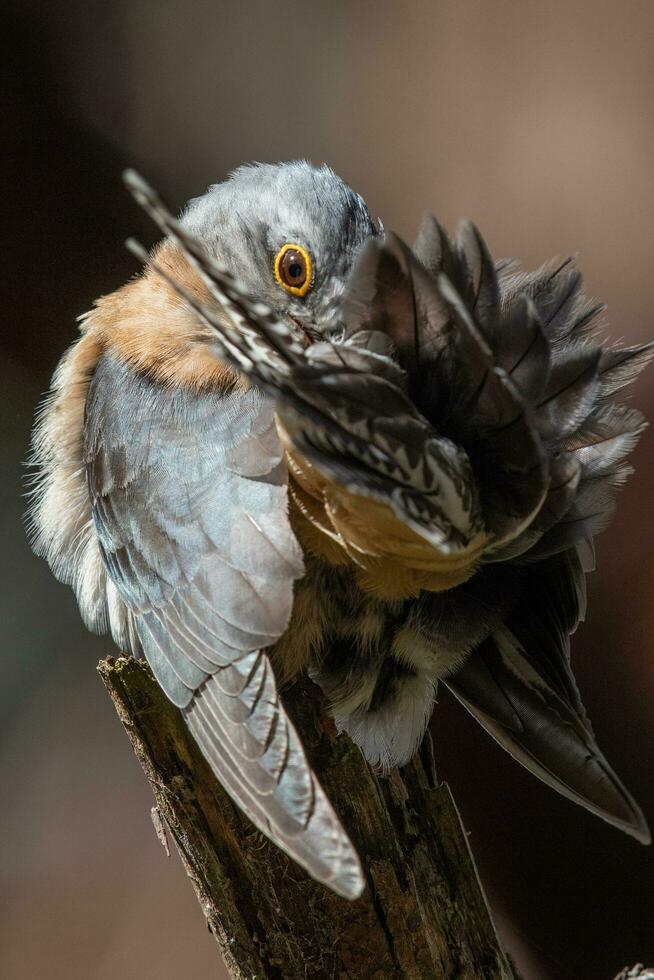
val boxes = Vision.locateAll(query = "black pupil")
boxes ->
[282,249,305,286]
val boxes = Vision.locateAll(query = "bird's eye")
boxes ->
[274,244,312,297]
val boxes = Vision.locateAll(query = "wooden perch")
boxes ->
[98,655,519,980]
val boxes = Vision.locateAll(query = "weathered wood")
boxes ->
[98,655,519,979]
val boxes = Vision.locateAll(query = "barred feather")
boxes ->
[31,165,651,902]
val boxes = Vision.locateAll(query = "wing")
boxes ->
[85,352,364,898]
[444,550,650,843]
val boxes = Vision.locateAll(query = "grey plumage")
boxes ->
[84,352,363,898]
[29,162,652,901]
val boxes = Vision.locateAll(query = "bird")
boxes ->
[28,160,653,900]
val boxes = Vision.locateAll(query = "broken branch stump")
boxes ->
[98,655,518,980]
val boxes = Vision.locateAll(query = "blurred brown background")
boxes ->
[2,2,653,978]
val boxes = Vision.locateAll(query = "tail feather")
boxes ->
[444,551,650,843]
[445,634,650,843]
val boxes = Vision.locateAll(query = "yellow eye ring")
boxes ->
[274,243,312,298]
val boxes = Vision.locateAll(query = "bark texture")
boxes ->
[98,655,519,980]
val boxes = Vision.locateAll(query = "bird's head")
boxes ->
[180,160,380,342]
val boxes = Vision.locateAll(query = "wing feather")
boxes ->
[186,683,363,896]
[85,352,364,898]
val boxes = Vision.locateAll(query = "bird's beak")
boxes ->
[286,313,321,348]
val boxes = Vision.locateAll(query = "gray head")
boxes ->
[181,160,378,337]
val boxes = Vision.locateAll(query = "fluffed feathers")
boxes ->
[125,174,651,848]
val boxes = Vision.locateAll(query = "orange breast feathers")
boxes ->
[278,423,488,601]
[81,242,246,394]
